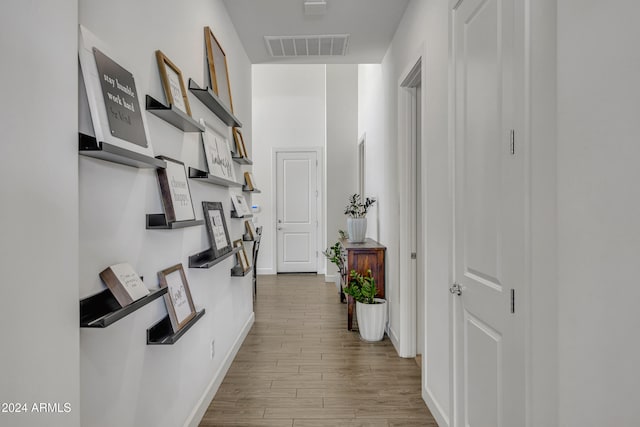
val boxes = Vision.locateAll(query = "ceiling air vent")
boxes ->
[265,34,350,57]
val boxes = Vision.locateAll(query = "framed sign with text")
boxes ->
[156,156,196,223]
[78,25,154,156]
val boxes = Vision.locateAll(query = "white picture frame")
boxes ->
[231,194,252,217]
[78,25,154,157]
[200,120,236,182]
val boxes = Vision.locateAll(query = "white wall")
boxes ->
[252,65,326,274]
[358,1,451,424]
[78,1,254,426]
[557,1,640,425]
[0,1,80,426]
[326,64,359,280]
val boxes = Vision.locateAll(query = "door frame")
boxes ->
[272,146,325,274]
[397,52,424,358]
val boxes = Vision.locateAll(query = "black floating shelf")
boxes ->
[188,246,240,269]
[145,95,205,133]
[242,185,261,193]
[79,133,167,169]
[146,214,204,230]
[188,167,242,188]
[231,265,253,277]
[232,155,253,165]
[147,309,205,345]
[80,286,167,328]
[231,210,253,219]
[188,79,242,128]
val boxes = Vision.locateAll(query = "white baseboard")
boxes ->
[183,312,255,427]
[423,386,450,427]
[257,267,275,275]
[325,274,338,283]
[388,326,400,355]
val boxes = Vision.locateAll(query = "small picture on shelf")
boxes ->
[99,263,149,307]
[231,194,252,217]
[204,26,234,112]
[155,50,191,116]
[232,128,247,158]
[200,120,236,182]
[244,172,256,190]
[245,220,257,240]
[158,264,197,333]
[156,156,196,222]
[202,201,232,258]
[234,239,251,272]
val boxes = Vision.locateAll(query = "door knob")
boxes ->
[277,226,283,230]
[450,283,462,296]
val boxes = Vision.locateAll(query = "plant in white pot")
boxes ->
[344,194,376,243]
[343,269,387,341]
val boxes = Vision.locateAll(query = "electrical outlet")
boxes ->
[210,340,215,359]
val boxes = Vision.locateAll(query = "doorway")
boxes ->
[274,148,322,273]
[399,57,424,359]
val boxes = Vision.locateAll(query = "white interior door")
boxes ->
[452,0,526,426]
[276,150,318,273]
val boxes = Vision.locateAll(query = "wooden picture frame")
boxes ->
[233,239,251,272]
[232,128,246,158]
[231,194,252,217]
[158,264,196,333]
[204,26,234,112]
[155,50,191,116]
[200,119,236,182]
[245,220,257,240]
[156,156,196,222]
[243,172,256,190]
[202,201,232,258]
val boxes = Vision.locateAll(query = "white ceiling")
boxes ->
[222,0,411,64]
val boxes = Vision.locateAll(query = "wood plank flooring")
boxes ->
[200,274,438,427]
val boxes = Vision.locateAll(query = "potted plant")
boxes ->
[323,240,347,295]
[343,269,387,341]
[344,194,376,243]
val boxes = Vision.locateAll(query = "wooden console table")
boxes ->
[340,238,386,330]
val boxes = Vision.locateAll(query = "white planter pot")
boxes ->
[355,298,387,342]
[347,217,367,243]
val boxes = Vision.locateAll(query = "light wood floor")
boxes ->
[200,274,438,427]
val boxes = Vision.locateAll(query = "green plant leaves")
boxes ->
[343,269,376,304]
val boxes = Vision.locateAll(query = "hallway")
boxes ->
[200,274,437,426]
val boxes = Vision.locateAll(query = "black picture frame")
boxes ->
[202,201,232,259]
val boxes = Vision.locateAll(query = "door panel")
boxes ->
[453,0,525,425]
[276,151,318,273]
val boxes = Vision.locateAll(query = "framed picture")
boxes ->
[202,201,232,258]
[78,25,153,156]
[233,239,251,272]
[232,128,246,158]
[231,194,252,217]
[245,220,257,240]
[155,50,191,116]
[204,26,233,112]
[243,172,256,190]
[158,264,197,333]
[156,157,196,222]
[200,120,236,182]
